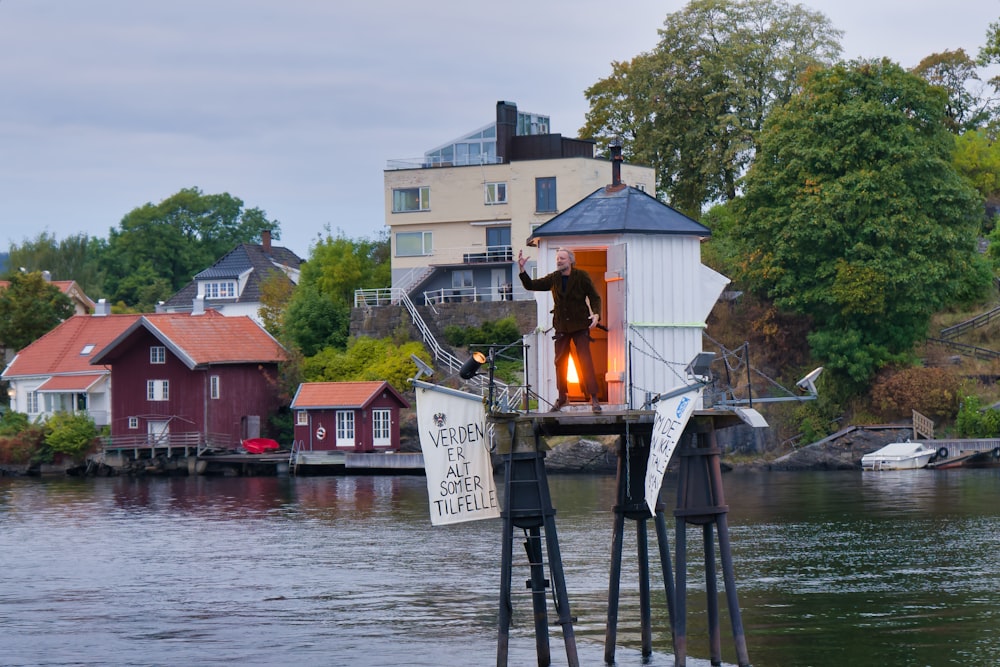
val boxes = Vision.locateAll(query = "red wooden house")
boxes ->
[90,310,288,449]
[290,381,409,453]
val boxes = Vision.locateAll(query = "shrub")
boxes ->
[869,366,961,422]
[45,412,98,460]
[0,423,46,465]
[956,395,1000,437]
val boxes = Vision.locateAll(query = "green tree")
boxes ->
[732,59,991,390]
[580,0,842,216]
[0,271,74,352]
[102,187,281,310]
[258,269,296,337]
[7,232,108,298]
[283,284,350,357]
[911,49,991,133]
[282,228,390,355]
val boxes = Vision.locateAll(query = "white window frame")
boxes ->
[392,186,430,213]
[210,375,220,399]
[150,346,166,364]
[128,417,139,429]
[201,280,237,299]
[26,391,39,414]
[485,182,507,205]
[373,409,392,447]
[296,410,309,426]
[336,410,355,447]
[147,380,169,401]
[395,231,433,257]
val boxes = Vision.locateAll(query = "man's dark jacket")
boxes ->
[519,268,601,334]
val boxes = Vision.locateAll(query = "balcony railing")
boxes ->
[386,155,504,170]
[422,285,513,306]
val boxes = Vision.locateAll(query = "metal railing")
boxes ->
[386,154,504,170]
[352,288,524,409]
[100,431,234,455]
[939,305,1000,339]
[927,337,1000,361]
[422,285,514,306]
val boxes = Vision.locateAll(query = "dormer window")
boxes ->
[201,280,237,299]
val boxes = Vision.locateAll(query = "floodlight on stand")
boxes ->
[685,352,716,379]
[795,367,824,396]
[408,354,435,383]
[459,351,487,379]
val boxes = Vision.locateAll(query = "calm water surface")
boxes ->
[1,469,998,666]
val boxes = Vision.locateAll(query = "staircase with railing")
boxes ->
[355,287,522,410]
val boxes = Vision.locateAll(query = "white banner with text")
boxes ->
[416,384,500,526]
[645,387,702,516]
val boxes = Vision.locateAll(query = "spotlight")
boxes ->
[459,351,487,379]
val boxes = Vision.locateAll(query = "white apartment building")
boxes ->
[384,101,655,304]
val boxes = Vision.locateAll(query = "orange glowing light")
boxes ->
[567,356,580,384]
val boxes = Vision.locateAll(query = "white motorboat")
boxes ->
[861,441,938,471]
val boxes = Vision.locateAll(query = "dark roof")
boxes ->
[528,185,711,243]
[162,243,302,309]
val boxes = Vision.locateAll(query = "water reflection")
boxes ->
[1,469,999,666]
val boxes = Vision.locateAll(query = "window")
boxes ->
[452,270,473,289]
[296,410,308,426]
[486,226,511,261]
[128,417,139,429]
[150,346,166,364]
[396,231,433,257]
[373,409,391,446]
[536,177,557,212]
[202,281,236,298]
[392,186,430,212]
[147,380,169,401]
[485,182,507,205]
[210,375,220,399]
[26,391,38,414]
[80,344,95,355]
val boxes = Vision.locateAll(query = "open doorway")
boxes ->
[565,249,608,403]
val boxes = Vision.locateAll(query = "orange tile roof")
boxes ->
[2,314,140,377]
[291,381,404,409]
[36,373,105,391]
[137,311,287,366]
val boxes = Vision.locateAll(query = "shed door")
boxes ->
[148,420,170,445]
[605,243,628,406]
[336,410,356,448]
[373,409,392,447]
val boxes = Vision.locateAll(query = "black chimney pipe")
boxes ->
[610,138,623,186]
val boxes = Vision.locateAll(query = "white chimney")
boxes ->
[93,299,111,317]
[192,296,205,315]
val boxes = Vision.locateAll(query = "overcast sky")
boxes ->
[2,0,999,259]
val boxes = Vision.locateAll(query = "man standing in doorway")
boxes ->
[517,247,602,412]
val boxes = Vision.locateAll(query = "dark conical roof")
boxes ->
[528,185,710,244]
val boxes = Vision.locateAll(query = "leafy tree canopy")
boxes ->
[580,0,842,216]
[102,187,280,310]
[281,228,390,355]
[911,49,992,133]
[0,271,74,352]
[302,337,430,394]
[7,232,108,299]
[731,59,991,390]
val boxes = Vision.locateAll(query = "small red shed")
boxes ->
[290,381,410,453]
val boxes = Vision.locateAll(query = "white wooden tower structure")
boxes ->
[521,150,729,410]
